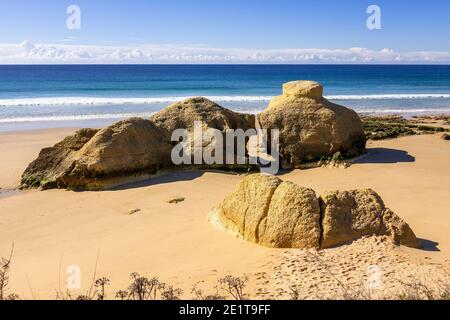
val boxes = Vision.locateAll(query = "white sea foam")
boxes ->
[1,93,450,107]
[1,107,450,123]
[326,94,450,100]
[1,94,450,123]
[0,113,154,123]
[0,96,273,107]
[355,108,450,114]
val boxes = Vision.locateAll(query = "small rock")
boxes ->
[440,133,450,140]
[167,197,185,204]
[128,209,141,215]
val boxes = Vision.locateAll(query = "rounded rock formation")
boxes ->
[258,81,366,167]
[319,189,386,249]
[21,128,99,190]
[320,189,421,249]
[151,97,257,167]
[21,97,259,191]
[259,181,321,249]
[150,97,255,133]
[209,174,321,249]
[381,209,421,248]
[209,174,421,249]
[21,118,173,190]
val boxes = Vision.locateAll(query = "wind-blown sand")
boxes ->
[0,129,449,299]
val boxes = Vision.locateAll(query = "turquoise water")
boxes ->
[1,65,450,131]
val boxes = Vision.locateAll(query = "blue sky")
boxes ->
[0,0,449,63]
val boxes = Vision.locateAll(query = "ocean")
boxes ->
[1,64,450,131]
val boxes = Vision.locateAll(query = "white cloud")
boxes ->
[1,41,450,64]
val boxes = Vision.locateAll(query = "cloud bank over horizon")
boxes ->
[1,41,450,64]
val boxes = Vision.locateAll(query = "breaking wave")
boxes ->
[2,93,450,107]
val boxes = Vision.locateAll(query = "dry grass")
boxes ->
[0,244,20,301]
[114,272,183,300]
[1,247,448,300]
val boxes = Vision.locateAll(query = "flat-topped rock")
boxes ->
[282,80,324,99]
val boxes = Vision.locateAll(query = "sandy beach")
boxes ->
[3,0,450,311]
[1,127,449,299]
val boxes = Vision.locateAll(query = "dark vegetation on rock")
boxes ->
[362,115,449,141]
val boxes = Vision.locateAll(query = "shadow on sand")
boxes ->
[111,171,205,191]
[418,239,440,252]
[110,148,414,190]
[353,148,415,164]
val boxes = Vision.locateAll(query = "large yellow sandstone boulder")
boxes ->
[21,128,99,189]
[21,98,257,190]
[150,97,256,166]
[209,174,421,249]
[150,97,254,133]
[258,181,321,249]
[21,118,173,190]
[382,209,421,248]
[209,174,322,249]
[258,81,366,167]
[320,189,421,248]
[209,174,282,243]
[319,189,386,249]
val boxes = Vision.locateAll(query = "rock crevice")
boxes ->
[254,185,277,244]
